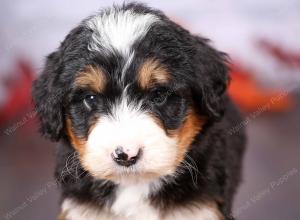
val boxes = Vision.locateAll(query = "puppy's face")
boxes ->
[66,61,204,182]
[32,5,228,183]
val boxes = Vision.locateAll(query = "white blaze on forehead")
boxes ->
[86,8,159,57]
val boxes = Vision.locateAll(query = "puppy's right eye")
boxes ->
[83,95,97,110]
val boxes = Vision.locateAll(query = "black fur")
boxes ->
[32,3,246,219]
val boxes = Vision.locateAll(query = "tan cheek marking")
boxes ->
[65,116,99,154]
[65,117,101,179]
[65,118,87,155]
[75,65,107,92]
[170,108,206,166]
[138,58,170,89]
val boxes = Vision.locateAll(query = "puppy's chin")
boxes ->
[81,158,176,184]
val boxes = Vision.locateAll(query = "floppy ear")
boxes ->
[191,36,229,119]
[32,51,65,141]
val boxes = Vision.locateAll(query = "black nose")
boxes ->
[111,146,141,167]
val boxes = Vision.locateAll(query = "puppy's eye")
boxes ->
[83,95,97,110]
[86,95,96,101]
[150,88,170,106]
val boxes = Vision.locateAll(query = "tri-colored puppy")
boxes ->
[32,3,246,220]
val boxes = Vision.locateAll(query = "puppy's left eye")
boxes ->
[83,95,97,110]
[150,88,170,106]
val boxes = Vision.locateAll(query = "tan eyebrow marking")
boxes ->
[138,59,171,89]
[74,65,107,92]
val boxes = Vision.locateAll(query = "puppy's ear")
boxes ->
[32,51,65,141]
[191,36,229,119]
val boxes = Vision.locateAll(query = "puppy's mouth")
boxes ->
[102,166,166,184]
[111,158,165,180]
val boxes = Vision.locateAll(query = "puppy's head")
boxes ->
[32,3,228,183]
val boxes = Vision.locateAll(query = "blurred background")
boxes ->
[1,0,299,219]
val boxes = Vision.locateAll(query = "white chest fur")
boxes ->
[61,183,221,220]
[111,183,159,219]
[62,183,159,220]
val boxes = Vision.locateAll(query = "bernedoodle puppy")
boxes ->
[32,3,246,220]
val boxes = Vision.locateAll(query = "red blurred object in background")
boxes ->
[0,60,34,125]
[228,64,293,113]
[258,39,300,68]
[228,39,300,112]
